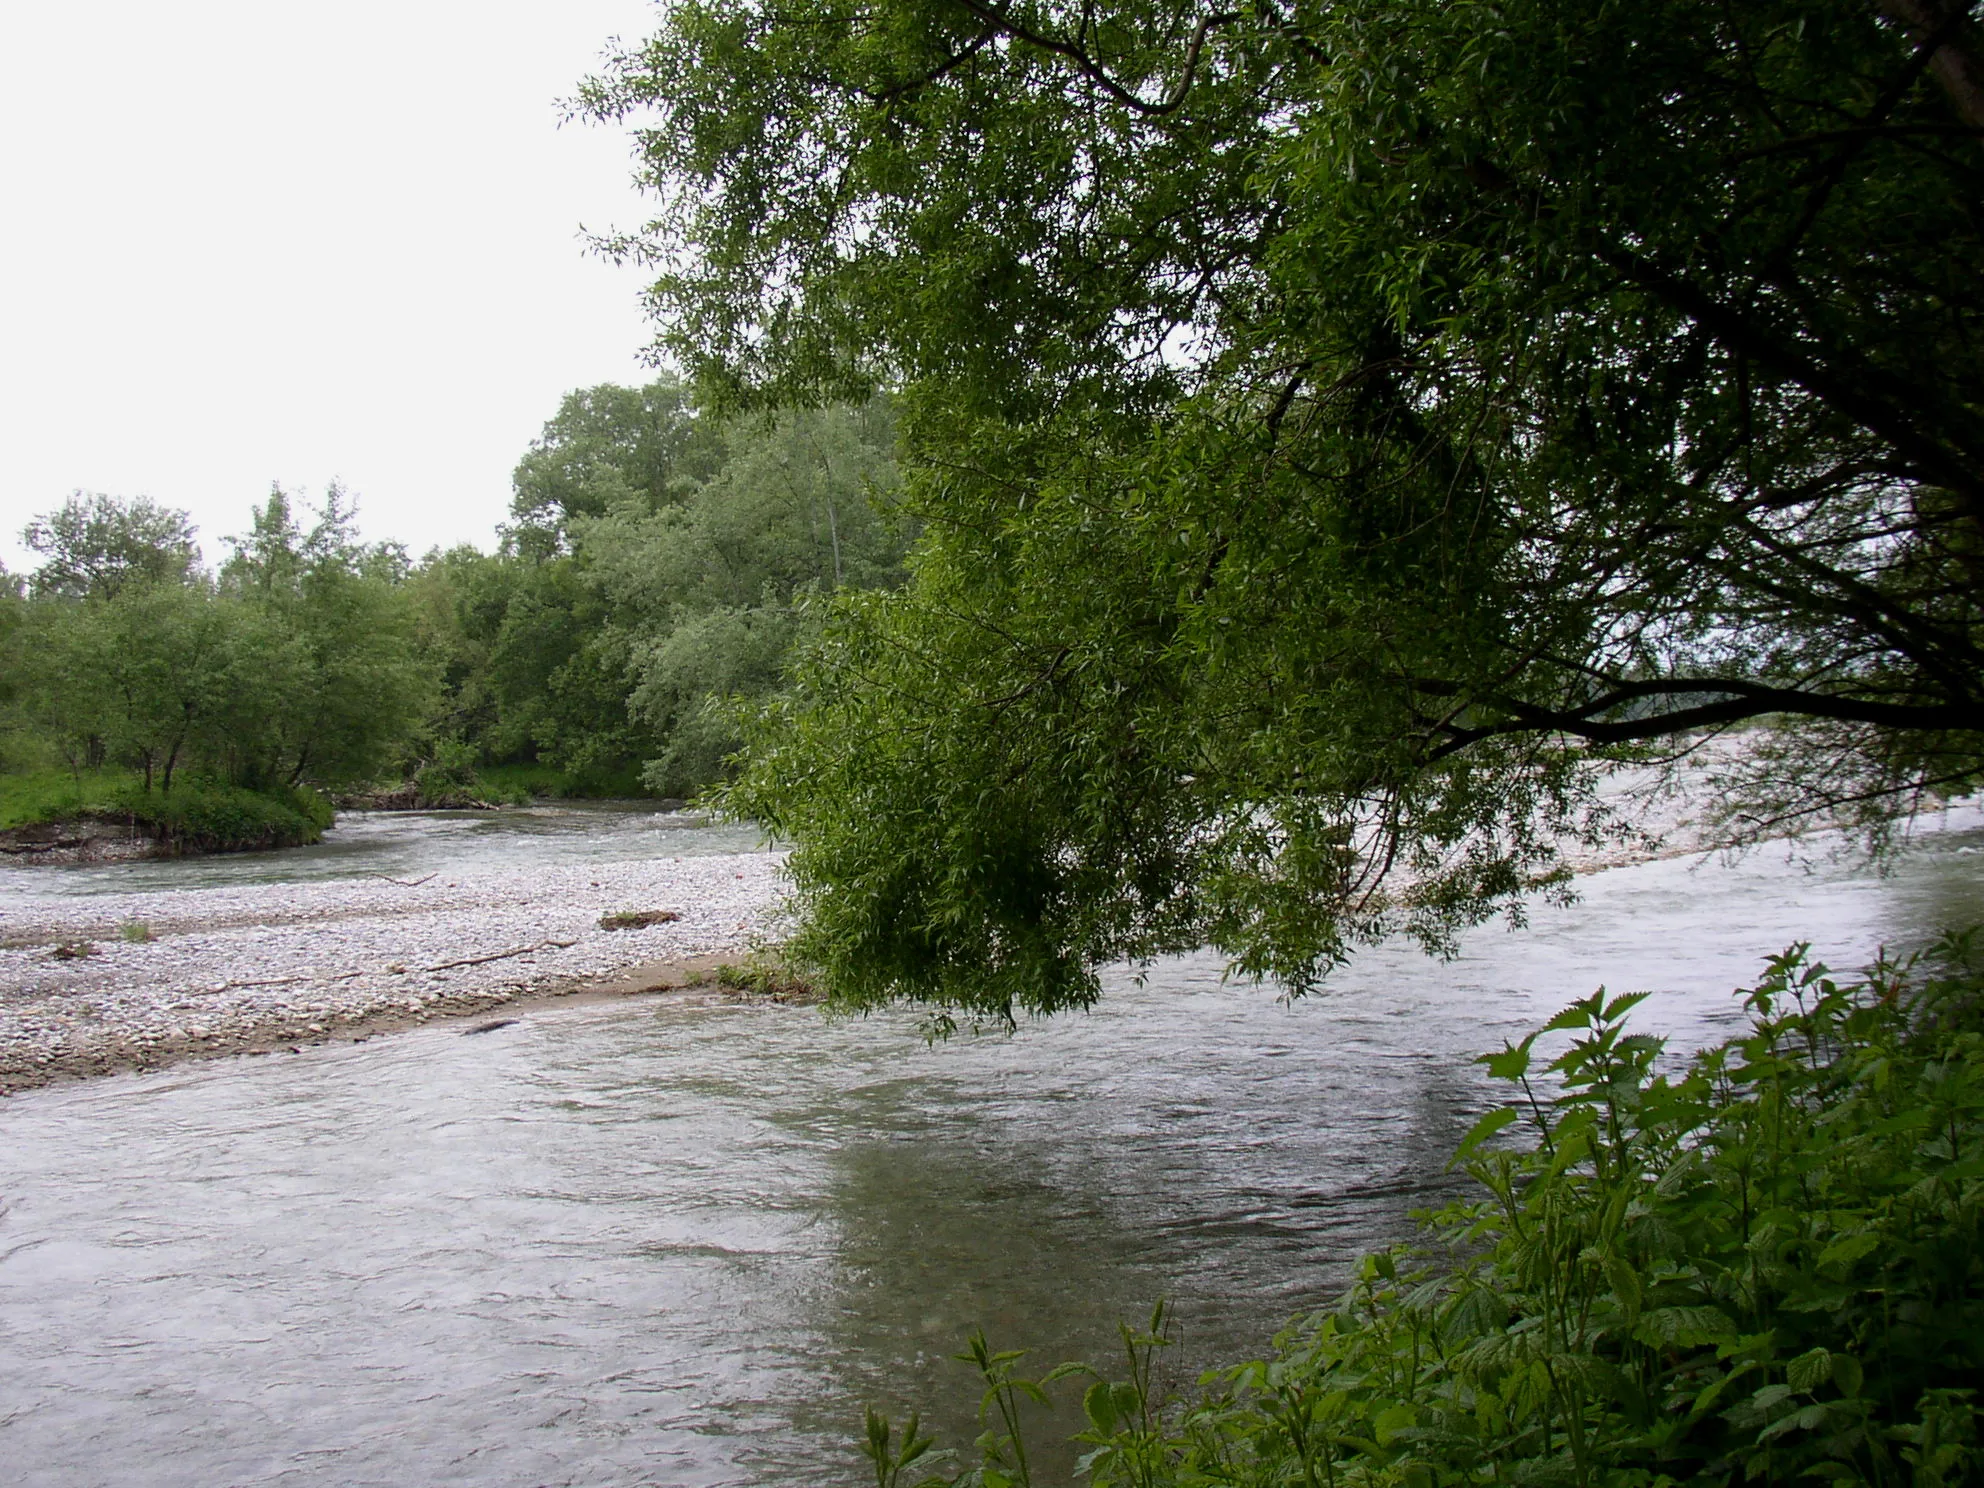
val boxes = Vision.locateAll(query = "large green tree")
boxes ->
[584,399,910,791]
[214,486,431,789]
[507,372,727,556]
[412,384,908,793]
[584,0,1984,1016]
[23,492,200,599]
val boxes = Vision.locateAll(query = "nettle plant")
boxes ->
[868,937,1984,1488]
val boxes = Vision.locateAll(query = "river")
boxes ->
[1,806,1980,1486]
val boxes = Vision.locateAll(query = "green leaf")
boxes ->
[1636,1306,1736,1349]
[1602,991,1652,1023]
[1482,1035,1538,1082]
[1831,1353,1864,1399]
[1602,1257,1643,1320]
[1816,1231,1881,1273]
[1451,1107,1519,1165]
[1545,997,1601,1033]
[1374,1402,1418,1446]
[1787,1348,1831,1393]
[1082,1380,1118,1436]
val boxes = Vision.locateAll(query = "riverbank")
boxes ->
[0,852,785,1095]
[0,770,333,864]
[2,763,1971,1096]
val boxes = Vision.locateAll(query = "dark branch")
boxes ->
[947,1,1241,117]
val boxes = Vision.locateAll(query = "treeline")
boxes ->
[0,377,907,819]
[415,383,905,797]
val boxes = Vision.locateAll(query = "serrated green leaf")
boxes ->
[1545,998,1600,1033]
[1083,1379,1117,1436]
[1787,1347,1831,1393]
[1482,1034,1538,1081]
[1374,1402,1418,1446]
[1817,1231,1880,1272]
[1452,1106,1519,1165]
[1636,1305,1736,1348]
[1831,1353,1864,1399]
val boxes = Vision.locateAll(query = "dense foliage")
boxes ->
[584,0,1984,1015]
[0,768,333,853]
[867,939,1984,1487]
[409,382,909,796]
[1,379,909,818]
[1,487,427,801]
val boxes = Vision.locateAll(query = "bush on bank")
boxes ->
[870,938,1984,1488]
[0,767,332,852]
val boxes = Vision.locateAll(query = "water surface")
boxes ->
[1,815,1979,1486]
[0,802,767,900]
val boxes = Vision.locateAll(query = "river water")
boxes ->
[1,808,1981,1487]
[5,801,767,899]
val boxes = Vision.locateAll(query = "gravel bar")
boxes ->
[0,852,786,1095]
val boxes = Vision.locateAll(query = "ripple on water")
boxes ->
[0,813,1980,1486]
[0,802,771,902]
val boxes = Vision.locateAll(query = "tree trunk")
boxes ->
[1881,0,1984,136]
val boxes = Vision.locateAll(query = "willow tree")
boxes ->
[583,0,1984,1017]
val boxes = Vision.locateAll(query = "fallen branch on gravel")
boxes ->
[364,873,438,888]
[599,909,681,931]
[422,939,577,973]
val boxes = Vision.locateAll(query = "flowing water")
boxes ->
[1,809,1981,1487]
[2,801,766,899]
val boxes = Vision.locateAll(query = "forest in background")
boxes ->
[0,376,908,841]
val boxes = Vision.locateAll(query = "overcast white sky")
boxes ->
[0,0,666,575]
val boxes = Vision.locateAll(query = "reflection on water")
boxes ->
[0,816,1978,1487]
[0,801,770,899]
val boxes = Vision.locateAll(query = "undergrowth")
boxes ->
[868,937,1984,1487]
[475,760,655,801]
[0,766,331,850]
[715,953,822,1004]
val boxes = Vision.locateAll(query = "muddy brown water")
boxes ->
[1,809,1980,1486]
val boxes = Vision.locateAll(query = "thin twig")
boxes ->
[423,939,578,973]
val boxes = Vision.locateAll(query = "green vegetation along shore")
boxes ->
[869,939,1984,1487]
[0,768,332,860]
[0,380,911,848]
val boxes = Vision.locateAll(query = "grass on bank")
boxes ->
[870,937,1984,1488]
[0,766,332,851]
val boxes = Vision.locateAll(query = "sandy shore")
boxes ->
[0,852,787,1096]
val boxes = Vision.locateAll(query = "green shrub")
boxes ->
[412,738,483,804]
[714,953,821,1003]
[875,938,1984,1488]
[116,777,330,852]
[0,767,330,851]
[475,760,653,801]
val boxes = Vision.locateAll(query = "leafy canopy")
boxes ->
[585,0,1984,1018]
[408,383,909,795]
[5,488,430,797]
[23,492,200,599]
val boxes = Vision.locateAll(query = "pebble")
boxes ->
[0,851,786,1093]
